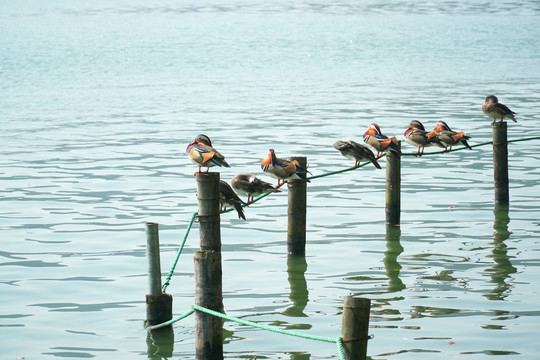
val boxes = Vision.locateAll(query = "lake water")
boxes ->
[2,0,540,359]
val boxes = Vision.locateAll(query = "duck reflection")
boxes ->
[283,255,309,317]
[384,225,405,293]
[485,205,517,301]
[146,326,174,359]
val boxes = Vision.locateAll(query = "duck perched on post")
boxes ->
[482,95,517,124]
[363,123,401,158]
[261,149,311,187]
[186,134,230,175]
[231,173,281,203]
[432,121,472,151]
[219,180,246,220]
[333,140,381,169]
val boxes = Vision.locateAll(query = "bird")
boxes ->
[333,140,381,169]
[482,95,517,124]
[404,120,445,156]
[261,149,311,187]
[433,121,472,151]
[231,173,281,203]
[219,180,246,220]
[186,134,230,175]
[363,123,401,158]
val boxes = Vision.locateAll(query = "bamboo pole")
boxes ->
[385,141,401,226]
[287,156,307,255]
[194,250,223,360]
[492,122,509,206]
[194,172,223,359]
[145,222,173,326]
[196,172,221,251]
[341,296,371,360]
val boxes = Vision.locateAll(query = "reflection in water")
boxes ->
[384,225,405,293]
[290,352,311,360]
[283,255,309,317]
[484,205,517,301]
[146,326,174,359]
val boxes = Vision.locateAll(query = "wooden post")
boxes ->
[492,122,509,206]
[196,172,221,251]
[385,141,401,226]
[287,156,307,255]
[194,172,223,359]
[145,222,173,326]
[341,296,371,360]
[194,251,223,360]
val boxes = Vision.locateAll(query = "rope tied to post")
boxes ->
[191,304,348,360]
[341,334,375,342]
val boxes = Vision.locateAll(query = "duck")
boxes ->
[482,95,517,124]
[334,140,381,169]
[433,121,472,151]
[186,134,230,175]
[363,123,401,158]
[261,149,311,187]
[404,120,445,156]
[219,180,246,220]
[231,173,281,203]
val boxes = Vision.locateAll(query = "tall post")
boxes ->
[194,172,223,360]
[196,172,221,251]
[341,296,371,360]
[385,141,401,226]
[492,122,509,206]
[287,156,307,255]
[194,251,223,359]
[145,222,173,326]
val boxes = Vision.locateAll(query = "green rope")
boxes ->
[400,135,540,156]
[162,211,197,292]
[191,304,346,360]
[146,305,348,359]
[146,308,195,332]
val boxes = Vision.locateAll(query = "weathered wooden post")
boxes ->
[145,222,173,327]
[385,141,401,226]
[492,122,509,206]
[194,172,223,360]
[194,251,223,359]
[287,156,307,255]
[196,172,221,251]
[341,296,371,360]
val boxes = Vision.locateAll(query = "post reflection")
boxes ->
[290,352,311,359]
[384,225,405,293]
[283,255,309,317]
[146,326,174,359]
[484,205,517,300]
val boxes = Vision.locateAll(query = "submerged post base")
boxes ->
[146,293,173,326]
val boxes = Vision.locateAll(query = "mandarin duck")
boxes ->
[333,140,381,169]
[261,149,311,187]
[404,120,445,156]
[482,95,517,124]
[219,180,246,220]
[433,121,472,151]
[186,134,230,175]
[363,123,401,158]
[231,173,281,203]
